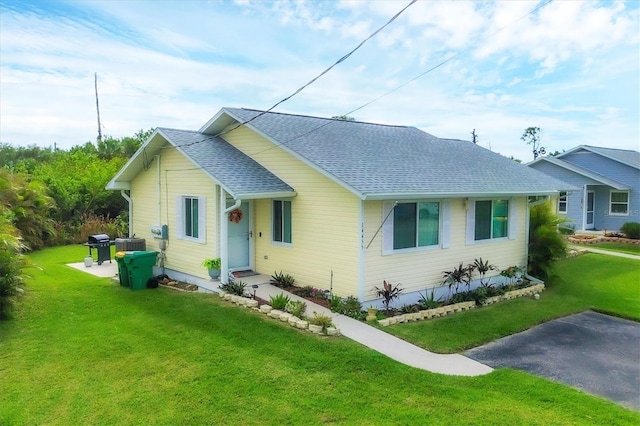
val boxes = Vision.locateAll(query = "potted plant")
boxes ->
[202,258,221,279]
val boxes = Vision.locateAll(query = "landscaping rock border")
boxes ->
[218,291,340,337]
[377,284,545,327]
[567,235,640,245]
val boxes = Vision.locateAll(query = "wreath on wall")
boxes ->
[229,208,243,224]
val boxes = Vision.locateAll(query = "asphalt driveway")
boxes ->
[465,311,640,411]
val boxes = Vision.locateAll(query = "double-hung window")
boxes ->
[273,200,292,244]
[610,191,629,216]
[558,191,568,214]
[178,195,206,243]
[393,202,440,250]
[474,199,509,240]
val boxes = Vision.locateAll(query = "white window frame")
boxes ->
[382,199,450,255]
[176,195,206,243]
[558,191,568,214]
[609,191,629,216]
[272,199,292,245]
[466,198,516,245]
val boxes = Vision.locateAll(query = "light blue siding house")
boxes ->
[528,145,640,231]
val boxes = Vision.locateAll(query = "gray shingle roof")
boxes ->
[158,128,294,198]
[219,108,574,198]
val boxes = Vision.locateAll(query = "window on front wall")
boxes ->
[177,195,206,243]
[558,191,568,214]
[475,200,509,240]
[184,197,199,238]
[273,200,292,244]
[610,191,629,216]
[393,202,440,250]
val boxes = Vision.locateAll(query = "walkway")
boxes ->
[253,283,492,377]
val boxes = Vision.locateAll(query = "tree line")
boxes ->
[1,129,153,250]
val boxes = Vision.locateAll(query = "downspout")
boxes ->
[357,200,365,302]
[120,190,132,237]
[220,188,241,284]
[156,155,161,225]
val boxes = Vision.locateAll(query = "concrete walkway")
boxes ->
[569,244,640,260]
[253,283,493,377]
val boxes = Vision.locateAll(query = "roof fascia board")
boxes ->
[222,109,366,200]
[362,190,564,200]
[198,108,236,134]
[106,128,165,190]
[235,191,297,200]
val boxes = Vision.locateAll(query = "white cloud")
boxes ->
[0,0,637,162]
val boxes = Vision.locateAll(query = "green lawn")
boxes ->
[386,253,640,353]
[588,241,640,256]
[1,246,638,424]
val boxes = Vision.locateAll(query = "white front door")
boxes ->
[227,201,252,270]
[586,191,595,229]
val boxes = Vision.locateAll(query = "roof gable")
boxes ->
[558,145,640,170]
[107,127,294,199]
[527,156,630,190]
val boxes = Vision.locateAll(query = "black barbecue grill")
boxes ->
[86,234,115,265]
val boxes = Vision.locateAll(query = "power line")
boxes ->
[212,0,417,139]
[163,0,553,160]
[242,0,554,158]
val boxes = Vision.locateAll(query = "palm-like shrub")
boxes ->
[0,213,31,320]
[528,202,567,278]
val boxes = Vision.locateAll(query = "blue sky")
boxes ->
[1,0,638,161]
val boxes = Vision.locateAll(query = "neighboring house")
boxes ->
[528,145,640,232]
[107,107,571,305]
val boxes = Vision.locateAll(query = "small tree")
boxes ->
[521,127,546,160]
[528,202,568,278]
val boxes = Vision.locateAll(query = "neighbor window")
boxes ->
[475,200,509,240]
[393,202,440,250]
[178,195,205,243]
[558,191,568,214]
[273,200,292,243]
[610,191,629,216]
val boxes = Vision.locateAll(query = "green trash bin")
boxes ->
[123,251,158,291]
[115,251,129,287]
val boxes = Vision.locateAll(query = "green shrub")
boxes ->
[270,271,295,288]
[621,222,640,239]
[418,288,440,309]
[269,292,291,310]
[308,312,333,331]
[329,294,343,312]
[528,202,568,279]
[340,296,363,317]
[0,215,31,320]
[285,300,306,318]
[220,279,246,296]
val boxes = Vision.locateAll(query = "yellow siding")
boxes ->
[223,127,361,297]
[363,197,528,301]
[130,146,218,280]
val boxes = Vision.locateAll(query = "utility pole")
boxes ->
[95,72,102,144]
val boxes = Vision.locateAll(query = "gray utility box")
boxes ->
[115,238,146,252]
